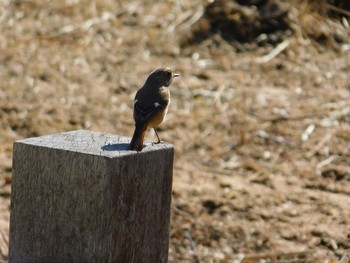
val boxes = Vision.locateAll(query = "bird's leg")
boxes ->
[154,128,162,144]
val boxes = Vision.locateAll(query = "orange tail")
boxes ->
[128,123,147,151]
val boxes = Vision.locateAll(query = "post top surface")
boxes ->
[15,130,173,158]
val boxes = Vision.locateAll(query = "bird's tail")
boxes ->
[128,122,147,151]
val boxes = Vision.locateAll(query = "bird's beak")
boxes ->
[173,73,180,78]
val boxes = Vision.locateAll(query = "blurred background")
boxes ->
[0,0,349,262]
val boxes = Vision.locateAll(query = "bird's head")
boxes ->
[147,68,180,87]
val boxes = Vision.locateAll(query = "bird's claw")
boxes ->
[152,140,163,145]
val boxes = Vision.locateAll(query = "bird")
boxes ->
[128,68,179,151]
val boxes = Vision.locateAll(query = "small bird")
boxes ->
[128,68,179,151]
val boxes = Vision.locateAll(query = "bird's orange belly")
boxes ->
[147,106,168,128]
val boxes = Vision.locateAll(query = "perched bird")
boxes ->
[128,68,179,151]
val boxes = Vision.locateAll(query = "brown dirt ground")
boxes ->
[0,0,350,262]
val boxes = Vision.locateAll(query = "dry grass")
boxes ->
[0,0,349,262]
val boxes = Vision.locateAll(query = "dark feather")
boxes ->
[134,100,165,124]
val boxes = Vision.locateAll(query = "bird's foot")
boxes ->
[152,140,163,145]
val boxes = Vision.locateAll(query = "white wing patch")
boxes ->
[134,99,138,104]
[154,102,161,107]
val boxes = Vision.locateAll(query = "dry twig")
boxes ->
[255,39,290,64]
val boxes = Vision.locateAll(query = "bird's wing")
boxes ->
[134,100,165,124]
